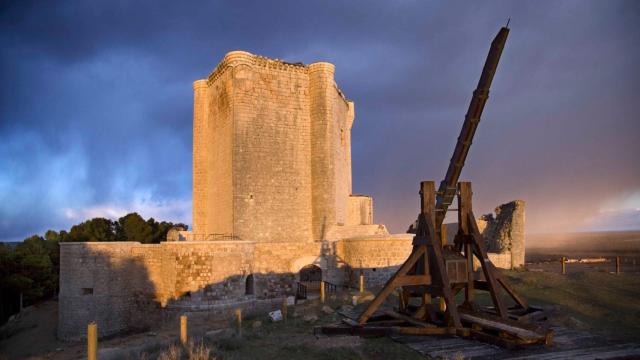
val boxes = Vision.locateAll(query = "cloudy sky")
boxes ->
[1,1,638,241]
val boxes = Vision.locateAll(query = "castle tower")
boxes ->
[191,51,370,242]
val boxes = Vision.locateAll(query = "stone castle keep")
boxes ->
[58,51,525,340]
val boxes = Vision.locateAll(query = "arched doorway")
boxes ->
[299,264,322,282]
[245,274,254,295]
[298,264,322,297]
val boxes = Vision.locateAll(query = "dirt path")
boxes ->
[0,301,80,360]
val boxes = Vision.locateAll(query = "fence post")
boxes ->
[180,314,188,345]
[561,256,566,275]
[320,281,325,303]
[439,297,446,312]
[359,272,364,293]
[616,256,620,275]
[87,322,97,360]
[235,308,242,337]
[281,297,288,322]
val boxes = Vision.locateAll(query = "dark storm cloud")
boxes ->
[1,0,639,241]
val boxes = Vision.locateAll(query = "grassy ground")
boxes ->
[138,269,640,359]
[503,269,640,342]
[2,269,638,359]
[205,320,421,360]
[147,295,423,360]
[190,269,640,359]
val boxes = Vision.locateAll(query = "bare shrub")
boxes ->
[187,341,213,360]
[157,344,182,360]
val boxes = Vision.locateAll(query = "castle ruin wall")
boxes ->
[58,51,527,340]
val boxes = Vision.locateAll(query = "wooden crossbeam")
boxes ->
[497,276,529,309]
[383,310,435,328]
[358,246,426,324]
[394,275,432,287]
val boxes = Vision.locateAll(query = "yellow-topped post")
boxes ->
[235,308,242,336]
[281,297,288,322]
[87,322,97,360]
[180,314,188,345]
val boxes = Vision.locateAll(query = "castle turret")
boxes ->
[192,79,210,235]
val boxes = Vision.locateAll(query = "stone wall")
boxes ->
[445,200,526,269]
[58,235,420,339]
[59,240,331,340]
[58,242,163,340]
[337,235,414,288]
[192,67,234,236]
[347,195,373,225]
[479,200,525,268]
[231,53,313,243]
[59,216,524,340]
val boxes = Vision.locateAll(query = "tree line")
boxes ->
[0,212,187,325]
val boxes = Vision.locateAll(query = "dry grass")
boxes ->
[156,344,181,360]
[187,341,213,360]
[136,270,640,359]
[152,341,216,360]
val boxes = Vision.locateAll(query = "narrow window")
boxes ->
[245,274,254,295]
[82,288,93,295]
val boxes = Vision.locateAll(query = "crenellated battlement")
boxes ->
[207,51,309,85]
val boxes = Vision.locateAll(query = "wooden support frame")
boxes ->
[357,246,426,324]
[456,182,529,314]
[457,182,508,318]
[336,181,547,348]
[358,181,462,328]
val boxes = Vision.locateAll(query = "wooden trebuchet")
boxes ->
[319,181,551,347]
[318,25,552,348]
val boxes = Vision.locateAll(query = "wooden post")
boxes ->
[421,181,444,313]
[359,272,364,293]
[399,289,407,313]
[87,322,97,360]
[616,256,620,275]
[281,297,288,322]
[441,223,448,247]
[422,181,461,326]
[458,182,475,306]
[235,308,242,336]
[467,210,508,319]
[561,256,566,275]
[180,314,187,345]
[320,281,326,303]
